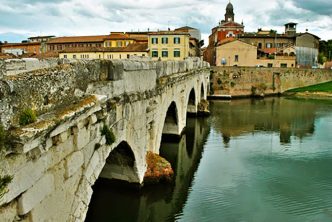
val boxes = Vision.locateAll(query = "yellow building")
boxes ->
[216,39,257,66]
[103,33,135,48]
[59,43,148,60]
[148,31,190,61]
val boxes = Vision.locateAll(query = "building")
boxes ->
[58,43,148,60]
[46,35,108,52]
[215,39,296,68]
[175,26,202,57]
[216,39,257,66]
[148,31,190,61]
[1,42,41,56]
[238,24,320,67]
[28,36,55,43]
[204,1,244,65]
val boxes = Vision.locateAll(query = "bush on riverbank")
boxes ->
[144,151,174,185]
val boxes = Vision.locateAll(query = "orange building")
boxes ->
[204,2,244,65]
[1,42,41,56]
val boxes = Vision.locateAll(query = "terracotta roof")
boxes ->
[175,26,197,31]
[47,35,109,44]
[148,31,190,35]
[258,48,277,54]
[1,42,40,47]
[59,43,148,53]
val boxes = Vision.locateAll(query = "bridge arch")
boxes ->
[201,82,205,100]
[187,88,197,114]
[98,141,140,183]
[162,101,180,136]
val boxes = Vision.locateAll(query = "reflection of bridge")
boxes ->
[86,117,211,221]
[0,58,209,221]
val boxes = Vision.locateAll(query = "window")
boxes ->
[268,63,273,67]
[152,50,158,57]
[174,50,180,57]
[152,37,158,44]
[235,55,239,62]
[162,50,168,57]
[73,55,76,59]
[258,43,262,49]
[266,43,272,48]
[117,41,122,47]
[280,63,287,68]
[120,54,122,59]
[162,37,168,44]
[63,55,67,59]
[174,37,180,44]
[142,54,145,57]
[127,54,130,59]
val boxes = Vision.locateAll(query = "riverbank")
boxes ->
[284,81,332,98]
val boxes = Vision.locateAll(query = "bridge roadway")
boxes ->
[0,57,210,221]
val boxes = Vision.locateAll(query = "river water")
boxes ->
[86,97,332,222]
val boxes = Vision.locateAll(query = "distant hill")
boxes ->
[0,33,29,43]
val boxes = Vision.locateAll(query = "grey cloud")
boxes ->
[291,0,332,16]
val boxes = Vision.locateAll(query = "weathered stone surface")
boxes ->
[65,151,84,179]
[18,173,54,215]
[74,127,90,150]
[0,57,211,222]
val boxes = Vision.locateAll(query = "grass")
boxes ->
[100,125,115,145]
[287,81,332,93]
[19,109,37,126]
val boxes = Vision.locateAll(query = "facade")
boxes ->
[1,42,41,55]
[148,31,190,61]
[215,39,257,66]
[215,39,296,68]
[204,2,244,65]
[46,35,107,52]
[175,26,202,57]
[58,43,148,59]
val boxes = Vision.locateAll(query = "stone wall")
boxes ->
[0,57,209,128]
[210,67,332,97]
[0,57,210,222]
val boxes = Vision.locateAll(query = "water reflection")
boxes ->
[210,97,328,144]
[85,117,210,222]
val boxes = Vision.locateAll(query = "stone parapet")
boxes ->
[0,57,208,128]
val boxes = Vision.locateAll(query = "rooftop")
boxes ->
[59,43,148,53]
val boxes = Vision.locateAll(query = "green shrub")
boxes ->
[19,109,37,126]
[0,175,13,199]
[101,125,115,145]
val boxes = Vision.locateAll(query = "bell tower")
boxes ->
[225,1,235,22]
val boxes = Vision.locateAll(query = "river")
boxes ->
[86,97,332,222]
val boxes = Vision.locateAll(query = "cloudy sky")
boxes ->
[0,0,331,45]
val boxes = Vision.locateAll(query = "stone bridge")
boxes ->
[0,58,210,221]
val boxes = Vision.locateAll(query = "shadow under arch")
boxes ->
[187,88,197,114]
[201,82,205,100]
[162,101,180,136]
[98,141,140,183]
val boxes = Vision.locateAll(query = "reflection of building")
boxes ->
[58,43,148,59]
[148,31,190,61]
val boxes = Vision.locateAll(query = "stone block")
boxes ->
[18,174,54,215]
[108,60,124,80]
[1,154,48,205]
[84,151,100,184]
[74,127,90,150]
[65,151,84,178]
[89,114,97,124]
[21,137,42,153]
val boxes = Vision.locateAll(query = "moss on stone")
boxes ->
[0,175,13,200]
[19,109,37,126]
[101,125,115,145]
